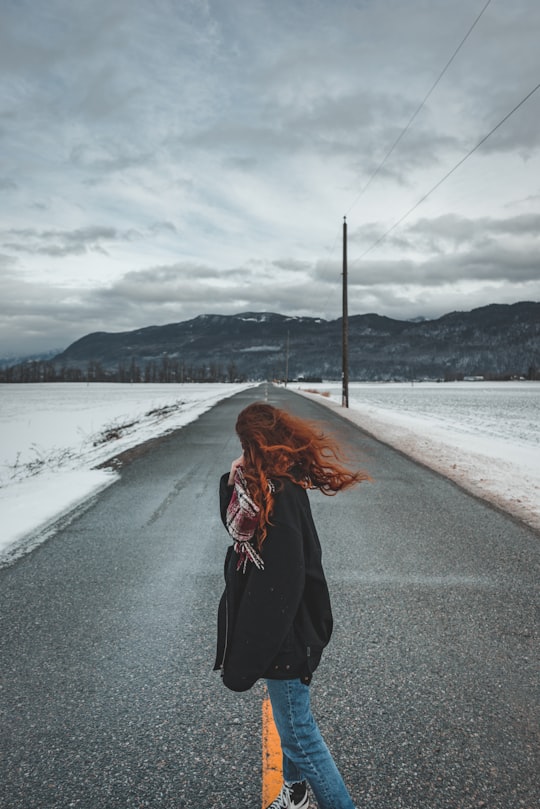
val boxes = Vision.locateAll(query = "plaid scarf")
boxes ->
[226,467,270,573]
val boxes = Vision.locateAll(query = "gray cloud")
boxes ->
[69,142,154,175]
[349,211,540,257]
[391,213,540,254]
[0,178,17,190]
[2,226,123,257]
[1,0,539,356]
[0,223,177,258]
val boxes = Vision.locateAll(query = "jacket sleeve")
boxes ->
[222,483,305,692]
[219,472,233,528]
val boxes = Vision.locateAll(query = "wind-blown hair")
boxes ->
[235,402,370,545]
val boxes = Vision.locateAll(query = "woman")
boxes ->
[215,401,369,809]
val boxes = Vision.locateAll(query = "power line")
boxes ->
[345,0,493,217]
[350,80,540,264]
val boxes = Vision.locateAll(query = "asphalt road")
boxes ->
[1,384,538,809]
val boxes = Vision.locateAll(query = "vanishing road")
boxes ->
[1,384,538,809]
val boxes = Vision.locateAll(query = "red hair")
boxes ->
[235,402,370,546]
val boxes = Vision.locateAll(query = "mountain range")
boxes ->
[38,300,539,382]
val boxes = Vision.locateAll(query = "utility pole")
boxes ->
[342,216,349,408]
[284,329,290,387]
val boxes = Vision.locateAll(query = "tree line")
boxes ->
[1,356,536,384]
[0,357,247,384]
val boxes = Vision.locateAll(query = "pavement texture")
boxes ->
[0,383,538,809]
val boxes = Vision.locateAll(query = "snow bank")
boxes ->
[295,382,540,533]
[0,383,254,563]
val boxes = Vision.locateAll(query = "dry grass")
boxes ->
[301,388,331,397]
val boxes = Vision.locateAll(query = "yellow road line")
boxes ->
[262,689,283,808]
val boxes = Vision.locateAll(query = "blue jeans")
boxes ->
[265,678,356,809]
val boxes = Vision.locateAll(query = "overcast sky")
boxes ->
[1,0,539,355]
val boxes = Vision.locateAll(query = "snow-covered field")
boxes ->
[296,381,540,533]
[1,380,538,566]
[0,383,254,563]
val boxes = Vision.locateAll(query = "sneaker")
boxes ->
[265,780,309,809]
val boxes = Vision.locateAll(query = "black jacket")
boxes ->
[214,473,333,692]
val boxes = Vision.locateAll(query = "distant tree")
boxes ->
[117,362,127,383]
[129,357,141,383]
[227,360,238,382]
